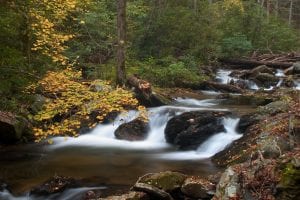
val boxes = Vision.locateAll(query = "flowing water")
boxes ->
[0,96,251,199]
[1,68,297,199]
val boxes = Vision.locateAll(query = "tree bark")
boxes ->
[289,0,293,26]
[116,0,127,86]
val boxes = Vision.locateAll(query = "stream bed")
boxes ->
[1,67,298,200]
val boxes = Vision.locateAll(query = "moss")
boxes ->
[140,171,186,192]
[280,163,300,187]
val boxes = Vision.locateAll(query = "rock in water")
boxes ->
[165,111,230,150]
[181,176,215,199]
[132,171,186,200]
[30,175,79,196]
[0,111,30,144]
[293,62,300,75]
[114,118,148,141]
[251,73,279,87]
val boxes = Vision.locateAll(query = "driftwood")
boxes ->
[198,81,244,94]
[128,75,152,98]
[220,58,293,69]
[220,52,300,69]
[127,75,169,107]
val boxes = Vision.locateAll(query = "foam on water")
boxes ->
[216,69,237,84]
[275,69,285,77]
[175,97,218,107]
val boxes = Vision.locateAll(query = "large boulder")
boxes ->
[251,73,279,88]
[132,171,186,200]
[30,175,79,196]
[114,118,148,141]
[181,176,215,199]
[213,167,241,200]
[292,62,300,75]
[0,111,31,144]
[165,111,230,150]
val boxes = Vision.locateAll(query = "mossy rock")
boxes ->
[137,171,187,192]
[257,101,289,115]
[219,93,273,106]
[276,158,300,200]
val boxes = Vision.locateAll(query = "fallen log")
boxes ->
[220,58,293,69]
[127,75,171,107]
[198,81,244,94]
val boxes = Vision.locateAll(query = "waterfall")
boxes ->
[50,102,228,150]
[216,69,237,84]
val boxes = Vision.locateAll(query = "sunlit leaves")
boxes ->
[29,68,140,142]
[29,0,90,65]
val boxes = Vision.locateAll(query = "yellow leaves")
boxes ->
[222,0,244,12]
[29,0,84,65]
[30,68,140,142]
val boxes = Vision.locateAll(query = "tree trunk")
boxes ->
[289,0,293,26]
[266,0,270,21]
[194,0,197,14]
[275,0,279,17]
[116,0,127,86]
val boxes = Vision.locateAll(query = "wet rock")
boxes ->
[234,80,248,89]
[284,66,294,76]
[165,111,230,150]
[237,113,261,133]
[102,111,120,124]
[30,175,79,196]
[132,171,186,200]
[181,176,215,199]
[257,101,289,115]
[257,133,291,159]
[251,73,279,88]
[114,118,148,141]
[135,171,187,193]
[292,62,300,75]
[98,191,149,200]
[84,190,96,199]
[219,93,273,106]
[0,111,31,144]
[214,167,241,200]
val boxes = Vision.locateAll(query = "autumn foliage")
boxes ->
[27,68,142,142]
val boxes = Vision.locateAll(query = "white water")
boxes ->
[50,104,228,151]
[154,118,241,160]
[0,187,106,200]
[294,80,300,90]
[216,69,237,84]
[175,97,218,107]
[275,69,285,77]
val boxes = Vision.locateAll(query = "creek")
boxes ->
[1,68,298,200]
